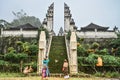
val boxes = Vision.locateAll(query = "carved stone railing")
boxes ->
[65,35,70,66]
[65,32,78,74]
[46,33,53,57]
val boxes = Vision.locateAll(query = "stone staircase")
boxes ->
[48,36,67,73]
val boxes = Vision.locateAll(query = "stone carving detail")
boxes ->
[42,3,54,32]
[58,27,64,36]
[64,3,77,32]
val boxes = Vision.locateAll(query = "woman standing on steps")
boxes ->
[62,59,69,79]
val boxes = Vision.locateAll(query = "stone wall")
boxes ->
[76,31,117,38]
[1,29,38,37]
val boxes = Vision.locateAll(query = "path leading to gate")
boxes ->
[49,36,67,73]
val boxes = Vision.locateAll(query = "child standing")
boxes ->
[41,66,47,80]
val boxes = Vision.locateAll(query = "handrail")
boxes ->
[46,35,52,57]
[65,35,71,70]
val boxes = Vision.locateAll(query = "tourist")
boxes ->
[29,65,33,72]
[23,66,29,75]
[41,66,47,80]
[62,59,69,79]
[23,65,33,75]
[43,56,50,77]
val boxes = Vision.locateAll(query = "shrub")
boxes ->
[101,55,118,66]
[104,71,112,78]
[16,41,23,45]
[78,57,85,66]
[99,48,108,55]
[22,42,30,53]
[91,42,100,49]
[7,47,16,53]
[85,54,98,65]
[87,49,95,54]
[77,45,87,57]
[104,72,120,78]
[29,45,38,56]
[17,53,28,62]
[77,38,84,43]
[0,60,5,65]
[4,53,18,63]
[94,72,102,77]
[116,47,120,56]
[110,72,120,78]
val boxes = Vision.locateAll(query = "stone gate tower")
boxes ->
[42,3,54,32]
[64,3,77,32]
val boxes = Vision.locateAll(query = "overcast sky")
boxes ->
[0,0,120,34]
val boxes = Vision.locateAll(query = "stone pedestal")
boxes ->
[70,32,78,74]
[37,31,46,74]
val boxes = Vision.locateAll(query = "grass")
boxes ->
[0,76,105,80]
[0,73,116,80]
[0,72,25,77]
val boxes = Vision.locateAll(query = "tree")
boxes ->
[0,19,11,28]
[2,10,41,28]
[17,53,28,72]
[77,45,87,57]
[110,32,120,56]
[85,54,98,72]
[37,26,49,41]
[29,44,38,56]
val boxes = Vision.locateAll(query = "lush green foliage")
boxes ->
[109,32,120,56]
[4,52,28,63]
[91,42,100,49]
[101,55,120,66]
[0,10,41,28]
[17,53,28,62]
[85,54,98,65]
[37,26,49,40]
[7,47,16,53]
[77,34,120,74]
[78,54,120,67]
[0,60,9,66]
[66,30,71,40]
[49,36,67,73]
[4,53,18,63]
[29,45,38,56]
[98,48,108,55]
[0,36,38,72]
[94,72,120,78]
[77,45,87,57]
